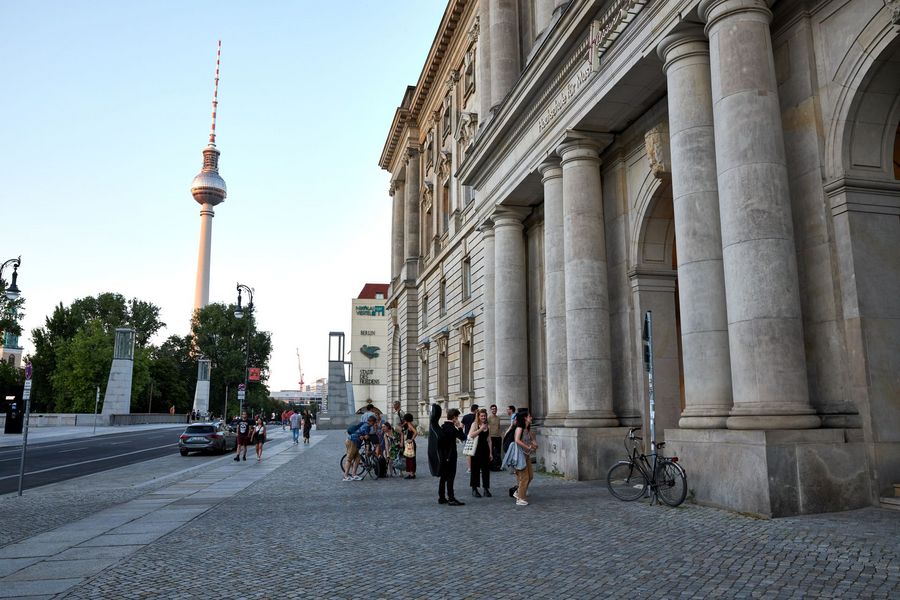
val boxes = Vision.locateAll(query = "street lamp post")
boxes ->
[234,283,254,415]
[1,256,22,301]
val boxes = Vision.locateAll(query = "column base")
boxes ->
[534,425,631,480]
[564,410,619,428]
[541,412,568,427]
[678,408,730,429]
[665,428,870,517]
[726,412,821,430]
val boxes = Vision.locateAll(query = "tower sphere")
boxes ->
[191,145,227,206]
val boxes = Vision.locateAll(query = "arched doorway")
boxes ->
[630,177,685,440]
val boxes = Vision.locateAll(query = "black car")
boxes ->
[178,422,236,455]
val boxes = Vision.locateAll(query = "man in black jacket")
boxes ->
[437,408,466,506]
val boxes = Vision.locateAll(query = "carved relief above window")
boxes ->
[463,49,476,98]
[422,181,434,213]
[425,129,435,171]
[456,111,478,151]
[438,150,452,184]
[645,122,671,179]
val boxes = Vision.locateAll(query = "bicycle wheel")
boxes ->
[340,454,363,477]
[364,455,380,480]
[607,461,647,501]
[655,460,687,507]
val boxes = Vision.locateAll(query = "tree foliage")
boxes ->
[24,296,272,418]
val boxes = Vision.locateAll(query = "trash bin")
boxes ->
[4,401,23,434]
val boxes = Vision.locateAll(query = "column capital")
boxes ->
[657,27,708,72]
[699,0,773,32]
[491,206,530,228]
[538,157,562,182]
[556,130,614,165]
[476,216,495,235]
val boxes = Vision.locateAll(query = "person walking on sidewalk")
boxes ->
[488,404,502,471]
[438,408,466,506]
[468,408,493,498]
[252,416,267,462]
[508,411,537,505]
[290,411,301,445]
[401,413,417,479]
[302,410,312,444]
[234,411,252,462]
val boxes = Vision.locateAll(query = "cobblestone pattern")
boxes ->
[61,433,900,599]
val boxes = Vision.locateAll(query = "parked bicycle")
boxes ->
[340,441,381,480]
[606,426,687,507]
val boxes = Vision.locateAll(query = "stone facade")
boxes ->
[380,0,900,517]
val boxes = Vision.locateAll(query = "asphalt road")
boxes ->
[0,427,222,494]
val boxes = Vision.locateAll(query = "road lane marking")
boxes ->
[0,443,177,481]
[57,447,88,453]
[0,427,186,453]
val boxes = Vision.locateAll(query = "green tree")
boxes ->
[28,293,164,412]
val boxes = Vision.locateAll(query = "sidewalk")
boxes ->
[1,430,898,599]
[0,423,188,448]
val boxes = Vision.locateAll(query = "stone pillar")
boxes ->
[534,1,554,36]
[390,180,405,285]
[699,0,818,429]
[489,0,519,110]
[559,140,618,427]
[493,208,528,411]
[404,147,421,280]
[477,1,492,125]
[657,29,733,429]
[479,220,496,407]
[539,159,567,425]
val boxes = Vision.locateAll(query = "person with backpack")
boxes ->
[401,413,417,479]
[234,411,252,462]
[343,421,364,481]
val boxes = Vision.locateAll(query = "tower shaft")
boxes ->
[193,204,215,311]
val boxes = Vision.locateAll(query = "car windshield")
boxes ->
[184,425,215,434]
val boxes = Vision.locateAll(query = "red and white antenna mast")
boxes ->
[208,40,221,146]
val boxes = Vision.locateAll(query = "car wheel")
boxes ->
[180,449,189,456]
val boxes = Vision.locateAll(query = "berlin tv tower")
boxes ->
[191,41,225,417]
[191,40,226,311]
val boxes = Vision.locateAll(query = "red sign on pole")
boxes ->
[248,368,261,382]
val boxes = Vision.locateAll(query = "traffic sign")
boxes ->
[24,363,32,381]
[23,380,32,400]
[238,383,246,391]
[237,390,246,400]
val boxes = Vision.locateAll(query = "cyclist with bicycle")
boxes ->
[343,415,380,482]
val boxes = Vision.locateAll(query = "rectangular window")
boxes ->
[462,256,471,301]
[421,294,428,329]
[420,353,429,404]
[460,323,474,394]
[438,344,448,398]
[439,278,446,317]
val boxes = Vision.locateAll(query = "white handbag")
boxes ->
[462,434,479,457]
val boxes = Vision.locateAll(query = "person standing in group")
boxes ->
[488,405,502,471]
[234,411,252,462]
[401,413,417,479]
[468,408,492,497]
[438,408,466,505]
[502,405,518,456]
[461,404,478,473]
[252,416,267,462]
[302,410,312,444]
[509,411,537,505]
[360,402,377,424]
[290,410,302,445]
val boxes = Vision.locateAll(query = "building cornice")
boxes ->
[380,0,470,172]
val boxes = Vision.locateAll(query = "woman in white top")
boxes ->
[252,416,267,462]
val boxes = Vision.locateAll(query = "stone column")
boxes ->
[390,179,405,286]
[489,0,519,110]
[404,147,421,281]
[534,1,554,36]
[657,29,733,428]
[493,208,528,411]
[479,220,496,407]
[477,1,492,124]
[539,159,568,424]
[559,140,618,427]
[699,0,818,429]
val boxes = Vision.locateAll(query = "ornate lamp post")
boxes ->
[234,283,254,415]
[1,256,21,300]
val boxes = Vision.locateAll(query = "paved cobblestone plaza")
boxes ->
[2,431,889,599]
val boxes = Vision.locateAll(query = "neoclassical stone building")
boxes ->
[380,0,900,517]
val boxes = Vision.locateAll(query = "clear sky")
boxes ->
[0,1,446,391]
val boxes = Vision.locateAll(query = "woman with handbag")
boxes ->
[512,411,536,505]
[401,413,417,479]
[466,408,493,498]
[252,416,267,462]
